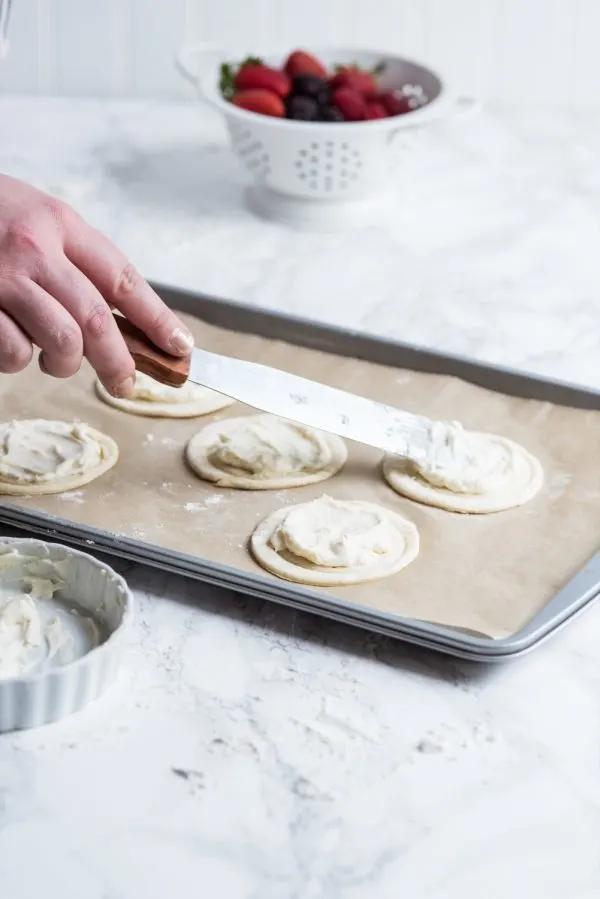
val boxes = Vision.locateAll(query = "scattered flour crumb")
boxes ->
[160,437,179,448]
[144,434,154,444]
[413,720,497,759]
[547,471,572,500]
[317,698,380,743]
[58,491,85,503]
[415,736,445,755]
[185,495,224,512]
[292,776,331,801]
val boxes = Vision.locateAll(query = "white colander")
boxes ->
[176,45,476,229]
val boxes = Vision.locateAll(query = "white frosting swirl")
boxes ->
[211,414,333,477]
[0,553,100,679]
[131,371,210,405]
[0,420,106,485]
[268,495,396,567]
[413,421,510,494]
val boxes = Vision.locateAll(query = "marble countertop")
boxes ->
[0,98,599,899]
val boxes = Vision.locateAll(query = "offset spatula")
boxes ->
[114,315,438,462]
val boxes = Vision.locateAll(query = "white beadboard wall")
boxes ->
[1,0,599,108]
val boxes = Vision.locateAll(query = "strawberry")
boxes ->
[378,91,415,117]
[235,63,290,98]
[332,87,367,122]
[366,100,387,120]
[284,49,328,80]
[220,57,262,100]
[231,89,285,118]
[331,66,379,98]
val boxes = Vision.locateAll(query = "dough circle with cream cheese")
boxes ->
[383,423,544,514]
[0,419,118,495]
[95,372,234,419]
[250,495,420,586]
[186,414,347,490]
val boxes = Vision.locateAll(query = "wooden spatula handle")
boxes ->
[113,314,191,387]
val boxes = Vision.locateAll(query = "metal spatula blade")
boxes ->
[114,315,435,461]
[187,347,434,460]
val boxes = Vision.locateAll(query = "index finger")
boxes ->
[64,217,194,356]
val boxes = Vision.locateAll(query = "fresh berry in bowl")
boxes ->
[219,49,429,123]
[176,44,475,227]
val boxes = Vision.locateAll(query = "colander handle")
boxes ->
[175,43,224,103]
[387,94,480,144]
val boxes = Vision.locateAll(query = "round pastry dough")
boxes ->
[186,413,347,490]
[0,419,118,495]
[383,423,544,514]
[250,495,420,586]
[95,371,234,419]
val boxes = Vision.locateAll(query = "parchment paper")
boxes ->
[1,314,599,639]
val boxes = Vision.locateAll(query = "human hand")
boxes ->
[0,174,194,396]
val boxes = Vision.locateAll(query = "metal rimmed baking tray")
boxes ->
[0,283,599,661]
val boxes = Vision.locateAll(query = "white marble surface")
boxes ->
[0,98,599,898]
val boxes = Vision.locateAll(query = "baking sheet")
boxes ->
[1,313,599,639]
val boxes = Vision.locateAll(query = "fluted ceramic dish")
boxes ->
[0,537,133,732]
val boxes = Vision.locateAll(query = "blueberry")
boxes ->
[320,105,344,122]
[292,74,330,106]
[286,95,320,121]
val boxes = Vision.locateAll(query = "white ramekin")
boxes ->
[0,537,133,733]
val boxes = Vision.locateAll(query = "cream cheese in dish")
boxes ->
[383,421,544,513]
[250,495,419,585]
[0,549,100,679]
[95,371,234,418]
[186,413,347,489]
[0,419,118,495]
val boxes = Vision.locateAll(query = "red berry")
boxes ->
[366,101,387,120]
[331,67,378,98]
[378,91,413,117]
[231,89,285,118]
[332,87,367,122]
[234,64,290,99]
[284,50,328,79]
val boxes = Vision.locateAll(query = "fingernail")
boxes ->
[170,327,194,355]
[111,376,135,398]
